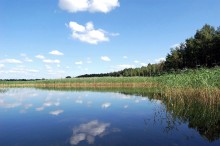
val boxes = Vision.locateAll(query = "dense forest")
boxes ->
[77,24,220,78]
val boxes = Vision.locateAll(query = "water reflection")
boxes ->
[101,102,111,109]
[70,120,111,145]
[36,87,220,143]
[0,87,219,146]
[49,109,64,116]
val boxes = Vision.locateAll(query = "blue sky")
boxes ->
[0,0,220,79]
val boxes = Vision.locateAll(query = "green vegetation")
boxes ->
[156,67,220,89]
[0,67,219,90]
[77,24,220,78]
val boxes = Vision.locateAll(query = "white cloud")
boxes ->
[101,102,111,109]
[90,0,120,13]
[155,57,165,63]
[75,61,83,65]
[49,50,64,56]
[59,0,120,13]
[0,64,5,69]
[69,21,109,44]
[70,120,110,145]
[35,55,45,59]
[43,59,60,64]
[101,56,111,62]
[0,59,22,64]
[69,21,86,32]
[49,110,64,116]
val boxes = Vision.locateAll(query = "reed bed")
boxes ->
[0,67,219,91]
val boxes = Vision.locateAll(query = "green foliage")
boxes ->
[155,67,220,89]
[165,24,220,70]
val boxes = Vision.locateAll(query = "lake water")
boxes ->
[0,88,219,146]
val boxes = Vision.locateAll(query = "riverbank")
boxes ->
[0,67,219,89]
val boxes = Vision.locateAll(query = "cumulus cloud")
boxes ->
[0,59,22,64]
[101,56,111,62]
[101,102,111,109]
[75,61,83,65]
[59,0,120,13]
[68,21,109,44]
[43,59,60,64]
[35,55,45,59]
[49,110,64,116]
[70,120,110,145]
[49,50,64,56]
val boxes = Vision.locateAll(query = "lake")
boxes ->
[0,88,219,146]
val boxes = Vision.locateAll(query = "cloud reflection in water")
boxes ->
[70,120,110,145]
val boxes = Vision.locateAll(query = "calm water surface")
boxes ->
[0,88,219,146]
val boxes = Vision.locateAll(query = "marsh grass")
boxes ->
[0,67,219,99]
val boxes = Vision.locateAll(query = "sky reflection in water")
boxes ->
[0,88,219,146]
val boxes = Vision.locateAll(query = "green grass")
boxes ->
[0,67,220,89]
[155,67,220,89]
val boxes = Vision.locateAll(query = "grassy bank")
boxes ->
[0,67,219,89]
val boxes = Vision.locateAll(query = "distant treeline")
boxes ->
[77,24,220,78]
[0,79,45,81]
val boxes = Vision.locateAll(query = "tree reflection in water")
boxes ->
[144,91,220,142]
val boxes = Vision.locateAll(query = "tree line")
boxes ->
[76,24,220,78]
